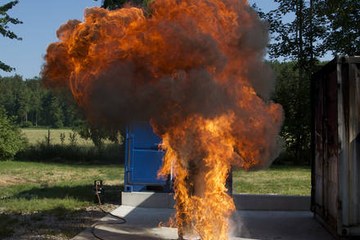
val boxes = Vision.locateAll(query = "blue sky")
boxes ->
[0,1,277,79]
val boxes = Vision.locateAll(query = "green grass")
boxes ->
[0,161,124,214]
[0,161,310,216]
[233,165,311,196]
[21,128,94,146]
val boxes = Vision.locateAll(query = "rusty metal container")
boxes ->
[311,56,360,237]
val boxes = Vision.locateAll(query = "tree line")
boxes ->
[0,75,80,128]
[0,75,122,150]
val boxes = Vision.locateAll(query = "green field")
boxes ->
[21,128,94,146]
[233,166,311,195]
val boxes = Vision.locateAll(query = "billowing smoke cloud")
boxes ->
[42,0,282,169]
[42,0,283,166]
[42,1,283,238]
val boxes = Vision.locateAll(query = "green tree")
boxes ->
[0,0,22,72]
[0,75,84,128]
[0,107,26,159]
[95,0,152,9]
[0,76,17,116]
[255,0,359,60]
[0,75,35,126]
[25,78,44,127]
[260,0,326,69]
[41,93,64,128]
[0,75,23,118]
[15,84,31,125]
[257,1,320,164]
[318,0,360,55]
[270,61,311,163]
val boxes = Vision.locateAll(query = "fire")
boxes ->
[157,114,236,239]
[42,0,283,239]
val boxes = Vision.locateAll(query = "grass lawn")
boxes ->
[0,160,123,239]
[233,165,311,196]
[21,128,95,146]
[0,161,123,213]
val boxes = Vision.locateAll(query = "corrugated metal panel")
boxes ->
[340,57,360,235]
[312,59,339,233]
[312,56,360,237]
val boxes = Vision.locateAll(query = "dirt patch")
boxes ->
[1,204,119,240]
[0,176,30,187]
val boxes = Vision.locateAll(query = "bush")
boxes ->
[20,121,33,128]
[0,108,27,159]
[17,143,124,164]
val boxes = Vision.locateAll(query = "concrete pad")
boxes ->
[72,206,334,240]
[121,192,311,211]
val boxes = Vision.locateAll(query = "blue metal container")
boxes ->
[124,121,171,192]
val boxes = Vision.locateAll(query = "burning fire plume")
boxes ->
[42,0,283,239]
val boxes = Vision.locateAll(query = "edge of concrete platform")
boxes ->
[233,194,310,211]
[122,192,175,208]
[121,192,310,211]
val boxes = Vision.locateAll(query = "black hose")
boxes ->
[90,184,127,240]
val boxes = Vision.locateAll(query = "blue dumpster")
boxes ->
[124,121,171,192]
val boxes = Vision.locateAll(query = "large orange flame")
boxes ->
[156,114,236,239]
[42,0,283,239]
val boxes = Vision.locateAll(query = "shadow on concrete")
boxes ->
[231,210,334,240]
[90,223,178,240]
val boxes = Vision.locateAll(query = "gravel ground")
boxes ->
[2,204,119,240]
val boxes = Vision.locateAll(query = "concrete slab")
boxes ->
[121,192,311,211]
[72,205,335,240]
